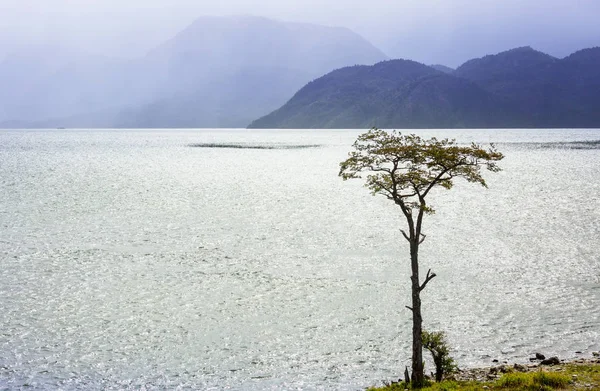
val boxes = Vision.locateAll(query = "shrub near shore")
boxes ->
[369,361,600,390]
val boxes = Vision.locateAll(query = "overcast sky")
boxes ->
[1,0,599,66]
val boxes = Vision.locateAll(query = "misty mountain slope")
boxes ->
[248,60,517,129]
[0,45,154,124]
[115,66,315,128]
[145,15,387,83]
[429,64,454,74]
[0,15,388,128]
[0,46,113,121]
[455,46,600,126]
[114,15,388,127]
[9,59,133,122]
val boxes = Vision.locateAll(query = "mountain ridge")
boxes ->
[249,46,600,129]
[2,31,599,129]
[0,15,388,128]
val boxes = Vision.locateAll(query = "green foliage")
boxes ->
[422,331,458,381]
[495,371,570,390]
[434,381,460,391]
[532,372,570,388]
[339,128,503,218]
[495,373,529,388]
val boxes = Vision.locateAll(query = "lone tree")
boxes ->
[339,129,503,387]
[422,330,457,382]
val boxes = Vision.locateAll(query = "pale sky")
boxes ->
[1,0,599,66]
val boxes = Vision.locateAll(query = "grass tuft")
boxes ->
[532,372,569,388]
[494,371,570,390]
[495,372,529,388]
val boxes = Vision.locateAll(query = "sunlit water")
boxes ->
[1,129,599,390]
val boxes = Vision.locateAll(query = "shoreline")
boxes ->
[372,355,600,390]
[454,356,600,382]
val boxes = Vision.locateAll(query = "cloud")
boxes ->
[1,0,599,65]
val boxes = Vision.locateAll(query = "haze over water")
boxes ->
[1,129,599,390]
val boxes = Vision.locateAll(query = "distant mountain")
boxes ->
[0,15,388,128]
[429,64,454,74]
[249,46,600,129]
[115,15,388,128]
[248,60,518,129]
[454,46,557,81]
[455,46,600,127]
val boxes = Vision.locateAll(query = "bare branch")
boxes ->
[405,306,414,312]
[419,269,437,291]
[418,233,427,244]
[421,167,452,198]
[389,161,416,229]
[368,165,392,174]
[415,200,426,238]
[400,230,411,242]
[408,178,422,196]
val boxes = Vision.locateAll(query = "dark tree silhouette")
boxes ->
[339,128,503,387]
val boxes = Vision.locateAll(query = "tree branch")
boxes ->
[390,162,415,225]
[368,165,392,174]
[419,268,437,291]
[410,178,424,201]
[418,233,427,244]
[422,168,451,198]
[400,230,411,242]
[405,306,413,312]
[398,191,418,199]
[372,179,395,198]
[416,199,426,239]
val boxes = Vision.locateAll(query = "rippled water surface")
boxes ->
[1,129,599,390]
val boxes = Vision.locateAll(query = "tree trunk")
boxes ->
[434,356,443,382]
[410,240,425,387]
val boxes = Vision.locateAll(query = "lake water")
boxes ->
[1,129,599,390]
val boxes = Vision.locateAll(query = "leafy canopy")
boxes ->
[339,128,504,216]
[422,330,458,379]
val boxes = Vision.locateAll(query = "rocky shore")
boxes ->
[373,353,600,390]
[453,352,600,382]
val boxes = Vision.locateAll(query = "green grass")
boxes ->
[369,363,600,390]
[495,371,569,390]
[368,380,481,391]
